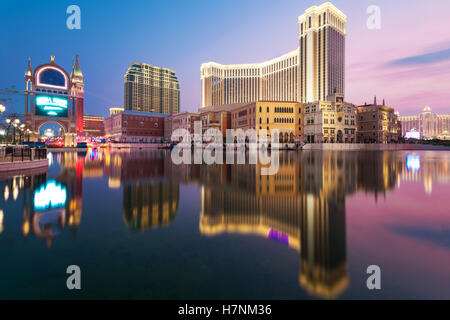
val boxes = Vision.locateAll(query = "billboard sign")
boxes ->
[35,95,69,117]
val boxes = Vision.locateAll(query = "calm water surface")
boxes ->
[0,149,449,299]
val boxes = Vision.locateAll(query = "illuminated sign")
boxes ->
[35,95,68,117]
[405,130,420,139]
[34,180,67,211]
[406,154,421,172]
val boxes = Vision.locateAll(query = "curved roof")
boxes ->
[33,59,70,90]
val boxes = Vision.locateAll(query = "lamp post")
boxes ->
[12,119,20,145]
[19,124,25,144]
[25,129,31,143]
[0,104,5,114]
[5,118,11,146]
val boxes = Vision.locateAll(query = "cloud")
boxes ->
[389,48,450,66]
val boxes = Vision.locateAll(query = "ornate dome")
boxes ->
[33,57,70,90]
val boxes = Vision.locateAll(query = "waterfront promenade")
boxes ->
[0,146,48,172]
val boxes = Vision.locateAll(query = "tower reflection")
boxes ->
[197,151,403,299]
[9,152,85,248]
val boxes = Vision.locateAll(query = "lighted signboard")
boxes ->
[35,95,68,117]
[34,180,67,211]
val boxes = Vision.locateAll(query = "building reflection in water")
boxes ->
[400,152,450,194]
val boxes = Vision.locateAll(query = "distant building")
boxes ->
[356,98,401,144]
[124,63,180,114]
[201,2,346,107]
[104,110,167,143]
[109,107,124,117]
[399,107,450,140]
[199,104,240,138]
[164,115,173,140]
[231,101,303,143]
[303,94,356,143]
[168,111,201,142]
[83,115,104,137]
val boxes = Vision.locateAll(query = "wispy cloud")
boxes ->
[389,48,450,66]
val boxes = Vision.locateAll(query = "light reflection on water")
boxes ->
[0,149,449,299]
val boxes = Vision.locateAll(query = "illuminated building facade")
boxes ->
[104,110,167,143]
[231,101,303,142]
[356,99,401,144]
[399,107,450,140]
[198,103,243,137]
[201,2,346,107]
[303,94,356,143]
[24,55,84,145]
[124,63,180,114]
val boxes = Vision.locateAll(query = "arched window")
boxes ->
[39,68,66,87]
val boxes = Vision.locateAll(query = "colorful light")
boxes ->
[34,180,67,211]
[268,228,289,245]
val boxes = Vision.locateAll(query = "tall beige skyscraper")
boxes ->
[124,63,180,114]
[201,2,346,108]
[298,3,346,102]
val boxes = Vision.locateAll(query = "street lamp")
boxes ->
[5,118,12,146]
[0,104,5,114]
[19,127,25,144]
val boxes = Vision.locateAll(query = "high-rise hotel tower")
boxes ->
[201,2,346,108]
[124,63,180,114]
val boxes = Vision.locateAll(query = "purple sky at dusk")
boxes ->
[2,0,450,117]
